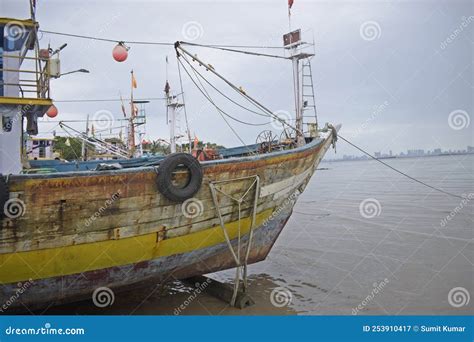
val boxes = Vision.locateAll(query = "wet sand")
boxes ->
[42,155,473,315]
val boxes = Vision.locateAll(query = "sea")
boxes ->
[46,155,473,315]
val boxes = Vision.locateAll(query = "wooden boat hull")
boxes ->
[1,206,291,311]
[0,132,335,312]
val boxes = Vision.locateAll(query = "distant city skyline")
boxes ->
[326,145,474,162]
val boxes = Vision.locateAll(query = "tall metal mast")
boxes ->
[128,70,137,157]
[81,114,89,161]
[284,1,317,145]
[165,81,183,154]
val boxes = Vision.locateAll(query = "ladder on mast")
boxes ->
[301,59,318,131]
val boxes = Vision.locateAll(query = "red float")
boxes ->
[112,42,129,62]
[46,105,58,118]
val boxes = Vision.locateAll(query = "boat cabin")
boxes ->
[0,17,52,174]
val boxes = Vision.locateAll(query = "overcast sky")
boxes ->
[3,0,473,157]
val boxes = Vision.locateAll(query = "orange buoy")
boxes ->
[112,42,129,62]
[46,105,58,118]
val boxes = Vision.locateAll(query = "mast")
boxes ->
[128,70,137,157]
[165,59,175,154]
[292,52,302,141]
[81,114,89,161]
[284,1,314,146]
[165,82,183,154]
[168,95,177,154]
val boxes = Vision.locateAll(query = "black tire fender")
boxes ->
[0,174,8,217]
[157,153,203,202]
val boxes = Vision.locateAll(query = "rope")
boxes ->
[338,134,465,199]
[180,57,272,126]
[177,59,265,156]
[177,58,253,151]
[39,30,172,45]
[39,30,285,49]
[176,55,192,152]
[180,42,289,59]
[180,57,272,118]
[176,44,302,135]
[54,97,165,103]
[208,176,260,305]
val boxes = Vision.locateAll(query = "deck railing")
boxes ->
[0,54,50,100]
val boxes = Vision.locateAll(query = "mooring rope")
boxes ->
[39,30,285,49]
[337,134,465,200]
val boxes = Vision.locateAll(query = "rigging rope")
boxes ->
[54,97,165,103]
[176,43,302,134]
[338,134,465,200]
[39,30,172,45]
[180,57,272,118]
[176,55,193,152]
[180,42,289,59]
[180,57,272,126]
[179,57,271,127]
[177,58,254,152]
[39,30,285,49]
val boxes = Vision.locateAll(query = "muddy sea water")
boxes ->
[47,155,473,315]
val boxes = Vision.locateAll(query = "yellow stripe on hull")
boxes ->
[0,209,274,284]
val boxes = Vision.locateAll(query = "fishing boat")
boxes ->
[0,4,339,311]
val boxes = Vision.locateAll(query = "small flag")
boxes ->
[164,81,170,95]
[131,71,137,88]
[121,103,127,117]
[120,95,127,117]
[288,0,294,9]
